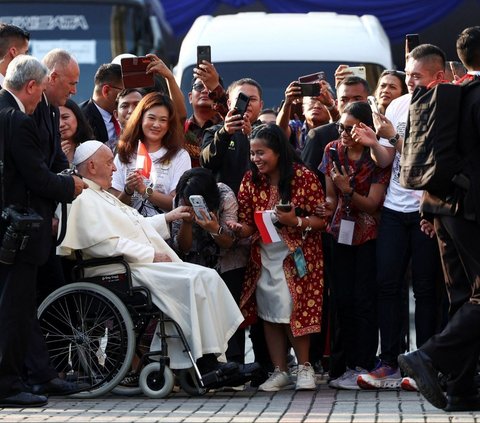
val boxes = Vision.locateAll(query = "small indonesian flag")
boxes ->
[136,141,152,179]
[254,210,281,244]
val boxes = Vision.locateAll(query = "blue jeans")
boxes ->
[377,207,440,366]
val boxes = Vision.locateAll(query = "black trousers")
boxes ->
[0,261,38,397]
[421,215,480,396]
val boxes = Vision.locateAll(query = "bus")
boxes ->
[0,0,170,102]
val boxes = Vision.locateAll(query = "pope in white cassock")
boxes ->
[56,141,244,370]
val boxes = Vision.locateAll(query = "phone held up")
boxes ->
[298,82,321,97]
[298,71,326,83]
[405,34,420,54]
[367,95,380,114]
[329,147,344,175]
[120,56,155,89]
[189,195,212,221]
[197,45,211,66]
[345,66,366,80]
[234,92,250,118]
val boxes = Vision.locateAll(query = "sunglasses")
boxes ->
[336,122,354,135]
[192,82,206,92]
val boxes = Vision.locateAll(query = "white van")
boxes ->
[175,12,394,114]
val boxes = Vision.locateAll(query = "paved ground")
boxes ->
[0,377,478,423]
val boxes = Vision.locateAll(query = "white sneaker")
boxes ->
[329,368,354,389]
[295,362,316,390]
[336,367,368,390]
[258,367,293,392]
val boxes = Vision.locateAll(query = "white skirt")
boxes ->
[255,241,292,324]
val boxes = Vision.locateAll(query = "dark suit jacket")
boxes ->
[33,95,69,173]
[301,122,339,190]
[0,89,75,264]
[80,98,109,143]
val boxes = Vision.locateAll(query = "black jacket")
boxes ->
[0,89,75,264]
[200,121,262,195]
[80,98,109,143]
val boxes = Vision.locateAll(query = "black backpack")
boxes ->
[400,80,480,200]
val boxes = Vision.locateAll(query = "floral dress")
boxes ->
[237,163,324,337]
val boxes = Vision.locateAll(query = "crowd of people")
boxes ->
[0,20,479,413]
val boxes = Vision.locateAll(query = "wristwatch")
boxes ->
[143,184,154,200]
[388,133,400,146]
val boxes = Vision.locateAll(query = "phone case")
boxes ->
[189,195,212,221]
[347,66,366,80]
[367,96,379,114]
[197,45,211,66]
[234,93,250,117]
[121,57,155,89]
[298,71,325,83]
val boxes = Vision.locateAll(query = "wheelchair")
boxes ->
[37,253,208,399]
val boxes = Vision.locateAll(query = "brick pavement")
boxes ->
[0,378,478,423]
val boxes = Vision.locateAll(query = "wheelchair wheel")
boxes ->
[177,368,206,396]
[139,362,174,398]
[38,282,135,398]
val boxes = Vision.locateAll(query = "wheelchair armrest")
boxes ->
[72,252,132,283]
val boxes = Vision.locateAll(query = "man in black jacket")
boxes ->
[399,26,480,412]
[200,78,263,195]
[0,55,86,407]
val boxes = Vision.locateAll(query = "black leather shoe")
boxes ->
[239,362,262,377]
[445,394,480,412]
[30,377,90,396]
[398,350,447,409]
[0,392,48,408]
[201,362,239,388]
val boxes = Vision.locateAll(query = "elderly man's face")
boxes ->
[89,146,117,189]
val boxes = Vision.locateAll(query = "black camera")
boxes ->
[0,206,44,265]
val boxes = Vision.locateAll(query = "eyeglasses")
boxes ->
[192,82,206,92]
[336,122,354,135]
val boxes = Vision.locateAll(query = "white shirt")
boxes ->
[94,102,116,140]
[379,94,423,213]
[112,147,191,216]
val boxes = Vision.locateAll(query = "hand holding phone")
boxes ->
[189,195,212,221]
[329,147,344,175]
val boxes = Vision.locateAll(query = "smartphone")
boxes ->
[406,34,420,53]
[298,71,326,83]
[197,45,211,66]
[448,61,466,79]
[275,202,292,213]
[329,147,344,175]
[345,66,366,80]
[120,56,155,89]
[189,195,212,221]
[299,82,321,97]
[234,92,250,117]
[367,95,380,114]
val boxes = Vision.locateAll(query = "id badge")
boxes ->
[292,247,308,278]
[338,218,355,245]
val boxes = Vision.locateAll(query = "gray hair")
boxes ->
[42,48,76,72]
[4,55,47,91]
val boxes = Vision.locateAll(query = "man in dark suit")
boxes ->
[399,26,480,412]
[0,55,86,407]
[25,49,81,390]
[80,63,124,143]
[0,23,30,88]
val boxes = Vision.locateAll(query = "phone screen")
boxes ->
[299,83,320,97]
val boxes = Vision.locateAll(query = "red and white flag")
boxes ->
[136,141,152,179]
[254,210,281,244]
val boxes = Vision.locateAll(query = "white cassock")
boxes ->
[57,178,244,369]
